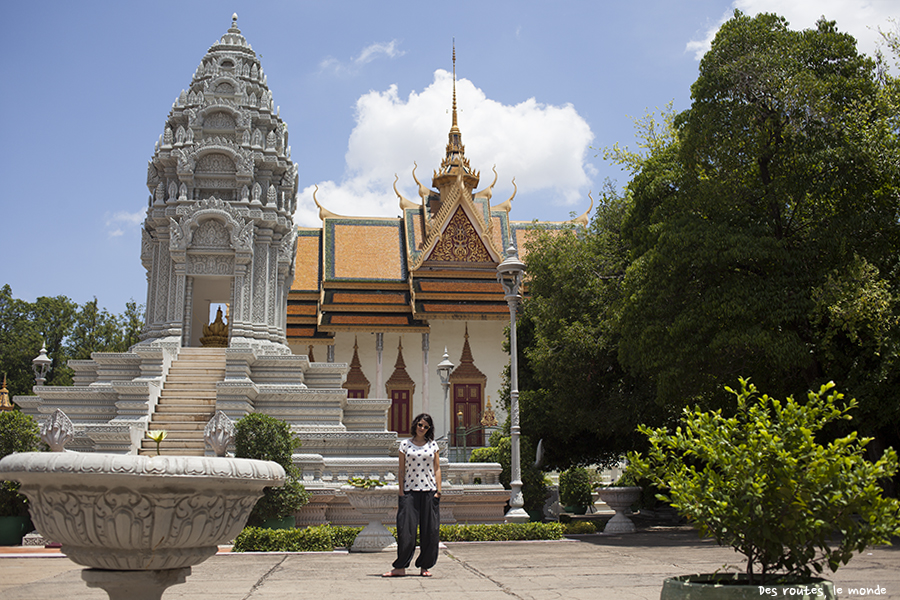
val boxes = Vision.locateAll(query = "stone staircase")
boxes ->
[139,347,226,456]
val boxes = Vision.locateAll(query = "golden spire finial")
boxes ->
[431,40,479,193]
[451,40,459,133]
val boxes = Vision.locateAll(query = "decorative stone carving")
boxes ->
[40,408,74,452]
[0,452,285,570]
[188,254,233,275]
[193,219,229,247]
[204,410,235,457]
[596,486,642,534]
[342,485,400,552]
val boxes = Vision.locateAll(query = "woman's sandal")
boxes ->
[382,570,406,577]
[420,569,433,577]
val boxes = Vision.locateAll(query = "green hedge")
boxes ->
[232,522,564,552]
[439,522,564,542]
[562,520,599,535]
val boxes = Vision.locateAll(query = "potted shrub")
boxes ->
[0,411,41,545]
[629,379,900,599]
[234,413,309,529]
[595,470,641,534]
[558,466,592,515]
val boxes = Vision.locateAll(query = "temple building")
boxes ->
[285,48,587,442]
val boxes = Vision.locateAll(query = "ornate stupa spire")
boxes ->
[432,42,479,194]
[140,15,298,352]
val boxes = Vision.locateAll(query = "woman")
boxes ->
[383,413,441,577]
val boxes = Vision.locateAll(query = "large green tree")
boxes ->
[0,285,145,397]
[617,13,900,450]
[518,184,663,470]
[518,12,900,472]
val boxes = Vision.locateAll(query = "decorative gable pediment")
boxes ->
[426,206,492,263]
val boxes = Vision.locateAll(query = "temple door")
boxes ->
[452,383,483,447]
[389,388,411,435]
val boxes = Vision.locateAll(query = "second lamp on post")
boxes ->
[497,244,529,523]
[436,349,454,441]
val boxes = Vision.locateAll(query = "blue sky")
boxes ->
[1,0,895,315]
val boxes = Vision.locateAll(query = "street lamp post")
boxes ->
[497,244,529,523]
[436,348,454,441]
[32,342,52,387]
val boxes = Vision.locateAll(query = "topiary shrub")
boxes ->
[234,413,309,526]
[0,411,40,517]
[629,379,900,585]
[558,466,592,508]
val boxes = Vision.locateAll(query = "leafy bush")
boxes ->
[234,413,309,525]
[233,525,335,552]
[563,520,599,535]
[235,413,297,468]
[329,526,364,549]
[0,411,41,517]
[471,433,549,515]
[0,410,40,458]
[629,379,900,585]
[558,467,592,507]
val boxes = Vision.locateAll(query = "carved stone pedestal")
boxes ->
[83,568,191,600]
[342,485,399,552]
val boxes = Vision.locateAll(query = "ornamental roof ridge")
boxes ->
[409,169,501,270]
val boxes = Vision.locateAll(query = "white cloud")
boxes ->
[105,210,144,237]
[295,70,594,226]
[687,0,897,60]
[319,40,405,75]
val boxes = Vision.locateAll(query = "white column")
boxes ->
[421,332,430,414]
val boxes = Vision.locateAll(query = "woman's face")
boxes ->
[415,419,430,435]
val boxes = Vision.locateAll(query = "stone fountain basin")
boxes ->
[0,452,284,570]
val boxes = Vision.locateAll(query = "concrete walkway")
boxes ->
[2,526,899,599]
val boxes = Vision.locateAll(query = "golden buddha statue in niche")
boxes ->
[200,306,229,347]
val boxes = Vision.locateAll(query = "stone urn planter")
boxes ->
[0,452,284,600]
[596,486,641,534]
[660,574,835,599]
[341,484,399,552]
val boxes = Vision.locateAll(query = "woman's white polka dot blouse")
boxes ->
[399,438,438,492]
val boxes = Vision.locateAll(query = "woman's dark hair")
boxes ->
[412,413,435,442]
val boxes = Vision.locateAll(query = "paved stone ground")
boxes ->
[2,526,899,599]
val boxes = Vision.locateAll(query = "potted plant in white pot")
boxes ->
[341,477,399,552]
[0,410,40,546]
[595,471,641,534]
[629,379,900,599]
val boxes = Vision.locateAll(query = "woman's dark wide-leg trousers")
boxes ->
[392,490,440,570]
